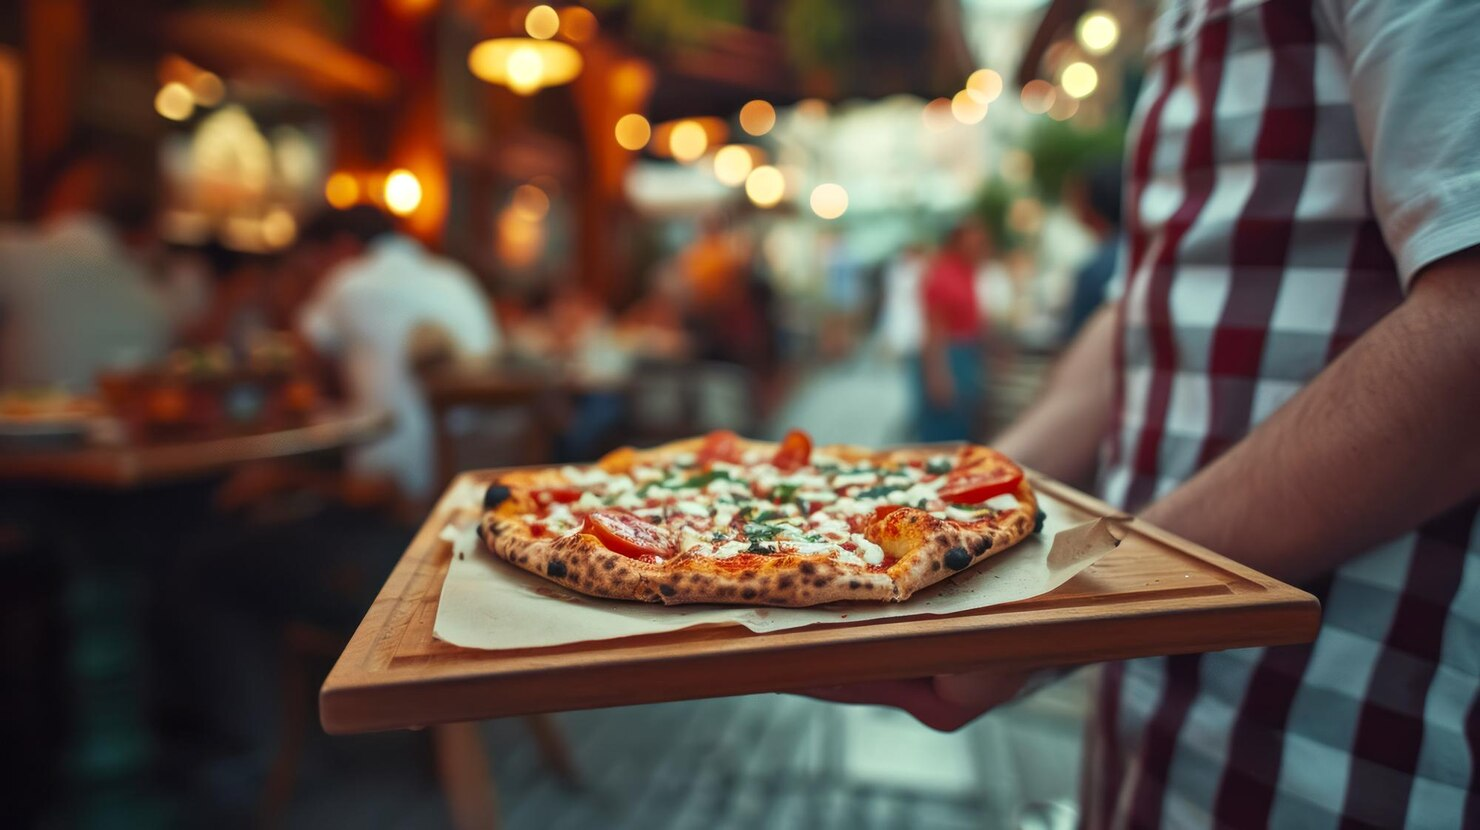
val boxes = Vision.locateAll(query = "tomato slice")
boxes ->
[938,463,1024,505]
[696,429,744,466]
[772,429,813,472]
[536,486,582,504]
[582,512,672,561]
[873,504,905,522]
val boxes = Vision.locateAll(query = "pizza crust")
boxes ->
[479,437,1038,607]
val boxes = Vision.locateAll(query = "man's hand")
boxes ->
[803,668,1035,732]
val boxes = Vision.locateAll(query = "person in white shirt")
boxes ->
[297,207,499,502]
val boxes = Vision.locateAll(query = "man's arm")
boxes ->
[991,304,1117,485]
[1141,251,1480,585]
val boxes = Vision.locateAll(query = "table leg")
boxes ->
[433,722,500,830]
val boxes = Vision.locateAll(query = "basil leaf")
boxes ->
[773,483,800,503]
[926,458,953,475]
[682,469,734,489]
[754,510,783,522]
[744,522,781,540]
[856,484,902,499]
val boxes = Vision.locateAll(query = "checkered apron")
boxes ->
[1086,0,1480,826]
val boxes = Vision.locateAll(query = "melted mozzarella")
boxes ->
[855,537,886,566]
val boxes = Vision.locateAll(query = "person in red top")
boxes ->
[916,221,989,441]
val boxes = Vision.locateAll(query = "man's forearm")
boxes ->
[992,305,1117,484]
[1142,256,1480,585]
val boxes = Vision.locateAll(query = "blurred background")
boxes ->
[0,0,1146,827]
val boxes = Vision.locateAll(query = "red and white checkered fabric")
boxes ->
[1088,0,1480,826]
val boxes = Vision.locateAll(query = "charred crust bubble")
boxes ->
[969,537,990,557]
[602,558,617,571]
[742,588,758,599]
[777,576,795,589]
[484,483,512,509]
[799,562,818,576]
[848,580,861,589]
[1034,508,1047,534]
[944,546,972,571]
[547,560,568,578]
[659,584,677,597]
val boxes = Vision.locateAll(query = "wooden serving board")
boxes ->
[321,470,1320,734]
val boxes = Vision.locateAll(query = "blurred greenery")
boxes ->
[1023,118,1125,199]
[779,0,854,74]
[599,0,858,74]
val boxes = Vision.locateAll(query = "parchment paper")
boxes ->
[432,477,1125,651]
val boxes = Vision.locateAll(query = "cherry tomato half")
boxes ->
[697,429,744,466]
[873,504,905,523]
[582,512,672,561]
[938,463,1024,505]
[536,487,583,504]
[772,429,813,472]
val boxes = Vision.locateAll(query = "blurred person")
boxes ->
[297,206,500,504]
[819,230,866,358]
[1063,162,1122,338]
[876,244,929,357]
[814,1,1480,828]
[915,221,990,442]
[0,141,170,391]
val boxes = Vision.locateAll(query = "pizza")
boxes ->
[478,430,1042,607]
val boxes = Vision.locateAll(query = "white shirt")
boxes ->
[0,214,170,391]
[299,234,499,499]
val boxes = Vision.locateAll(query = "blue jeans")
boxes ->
[914,342,983,442]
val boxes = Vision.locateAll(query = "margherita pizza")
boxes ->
[479,430,1042,607]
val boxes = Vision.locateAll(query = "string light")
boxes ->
[524,5,560,40]
[384,169,423,216]
[712,145,756,186]
[1077,11,1121,55]
[154,82,194,121]
[325,172,359,209]
[1021,80,1056,114]
[810,184,848,220]
[739,100,776,136]
[1061,62,1099,99]
[922,97,954,133]
[614,114,651,151]
[669,120,708,163]
[966,68,1004,104]
[745,165,785,208]
[951,89,987,124]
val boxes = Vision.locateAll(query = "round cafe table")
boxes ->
[0,409,390,828]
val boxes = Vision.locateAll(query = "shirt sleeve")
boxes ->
[297,269,345,353]
[1329,0,1480,287]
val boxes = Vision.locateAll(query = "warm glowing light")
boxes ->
[1021,80,1057,114]
[1048,93,1080,121]
[261,208,297,248]
[1077,11,1121,55]
[614,113,651,150]
[525,5,560,40]
[1061,62,1099,99]
[190,71,225,107]
[922,97,954,133]
[951,90,987,124]
[810,183,848,220]
[384,169,423,216]
[560,6,598,42]
[511,184,550,220]
[468,38,582,93]
[712,145,756,186]
[506,45,545,95]
[745,165,785,208]
[155,82,195,121]
[966,68,1004,104]
[325,172,359,209]
[669,120,708,164]
[739,100,776,136]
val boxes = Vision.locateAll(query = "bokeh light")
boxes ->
[261,208,297,249]
[559,6,598,42]
[669,120,708,164]
[325,172,360,209]
[809,184,848,220]
[524,5,560,40]
[384,169,423,216]
[1047,93,1080,121]
[922,97,954,132]
[614,113,651,151]
[189,71,225,107]
[951,89,987,124]
[1060,62,1099,99]
[511,184,550,220]
[155,82,195,121]
[506,45,545,95]
[1021,80,1056,114]
[966,69,1004,104]
[745,165,785,208]
[1077,11,1121,56]
[713,145,756,187]
[739,100,776,136]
